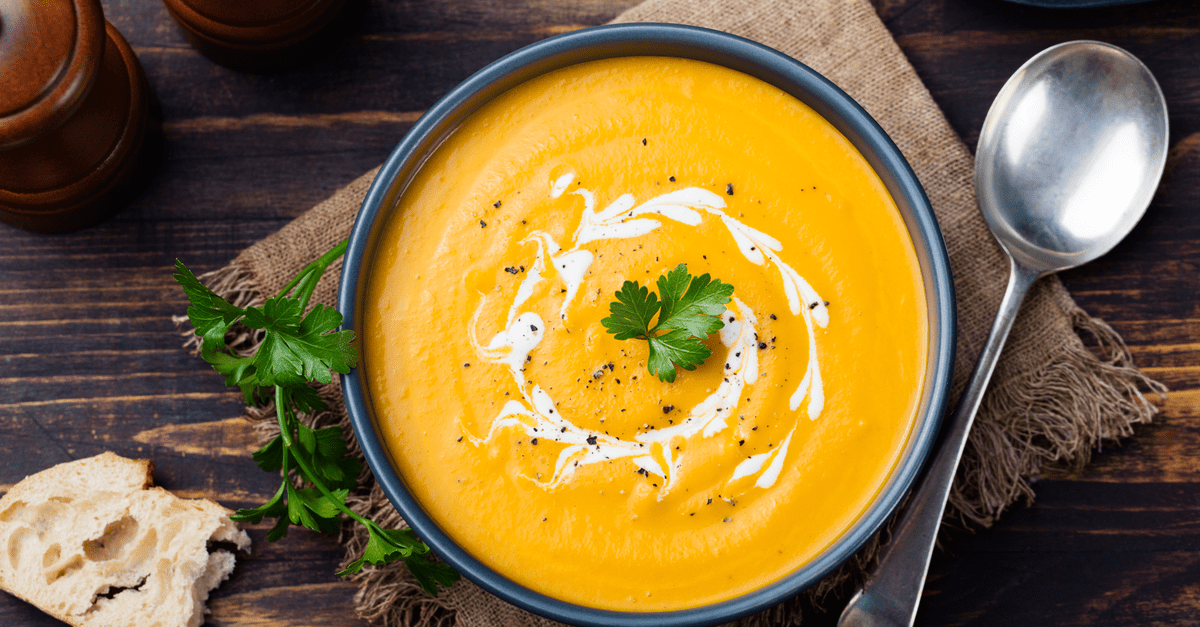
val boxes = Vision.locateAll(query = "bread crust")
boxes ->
[0,452,251,627]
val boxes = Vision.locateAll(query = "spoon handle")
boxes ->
[838,258,1041,627]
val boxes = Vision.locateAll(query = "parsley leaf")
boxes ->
[175,239,457,597]
[293,422,361,491]
[336,525,458,595]
[339,525,419,575]
[285,484,346,535]
[174,260,246,351]
[242,300,357,387]
[647,329,714,383]
[287,384,328,414]
[202,349,262,405]
[601,264,734,381]
[230,482,286,525]
[250,435,286,472]
[601,281,660,340]
[403,549,462,595]
[655,265,735,338]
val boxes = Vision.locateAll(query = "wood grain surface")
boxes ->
[2,0,1198,625]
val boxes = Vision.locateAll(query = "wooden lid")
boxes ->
[179,0,321,29]
[164,0,341,45]
[0,0,106,149]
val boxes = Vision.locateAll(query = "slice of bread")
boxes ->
[0,452,251,627]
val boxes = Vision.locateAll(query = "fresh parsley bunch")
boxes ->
[174,240,458,595]
[602,264,735,382]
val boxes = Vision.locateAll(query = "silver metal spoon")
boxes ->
[838,40,1168,627]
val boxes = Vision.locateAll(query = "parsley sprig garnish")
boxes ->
[174,240,458,595]
[601,263,735,382]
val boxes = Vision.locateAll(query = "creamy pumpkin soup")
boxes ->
[364,57,927,611]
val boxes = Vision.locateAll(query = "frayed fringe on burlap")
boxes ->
[947,308,1167,529]
[175,271,1163,627]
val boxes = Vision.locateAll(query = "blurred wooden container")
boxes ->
[162,0,350,72]
[0,0,153,234]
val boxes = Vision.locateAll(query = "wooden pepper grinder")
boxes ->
[162,0,350,72]
[0,0,153,234]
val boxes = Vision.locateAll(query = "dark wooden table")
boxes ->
[3,0,1199,625]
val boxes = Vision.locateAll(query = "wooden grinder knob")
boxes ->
[0,0,152,234]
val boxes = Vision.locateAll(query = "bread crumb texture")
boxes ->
[0,452,251,627]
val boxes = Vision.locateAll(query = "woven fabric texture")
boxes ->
[185,0,1164,624]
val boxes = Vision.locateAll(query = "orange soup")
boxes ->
[364,57,927,611]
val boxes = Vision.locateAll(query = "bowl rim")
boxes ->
[338,22,956,627]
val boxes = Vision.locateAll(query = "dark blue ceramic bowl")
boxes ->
[338,23,955,627]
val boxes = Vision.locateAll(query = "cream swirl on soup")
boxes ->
[467,174,829,498]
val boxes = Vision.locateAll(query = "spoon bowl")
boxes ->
[840,40,1167,627]
[976,40,1168,273]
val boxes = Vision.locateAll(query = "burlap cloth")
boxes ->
[182,0,1166,624]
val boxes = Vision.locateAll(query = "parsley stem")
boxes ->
[298,240,349,310]
[290,268,322,310]
[278,433,291,498]
[276,266,314,301]
[275,238,349,307]
[273,384,378,533]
